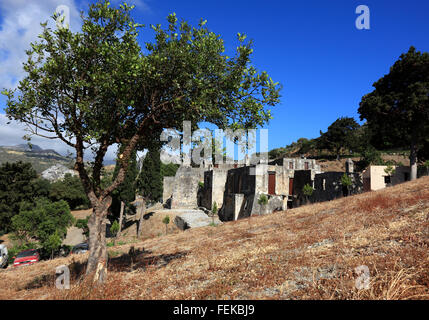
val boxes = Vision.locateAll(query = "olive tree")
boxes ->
[3,0,281,282]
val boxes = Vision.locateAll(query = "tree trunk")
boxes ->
[86,197,111,284]
[410,142,418,181]
[118,201,125,236]
[137,198,146,238]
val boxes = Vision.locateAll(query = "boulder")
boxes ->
[173,209,221,230]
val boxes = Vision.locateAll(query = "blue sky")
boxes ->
[1,0,428,158]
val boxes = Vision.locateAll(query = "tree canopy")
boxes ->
[137,147,163,203]
[317,117,360,160]
[358,46,429,179]
[0,161,38,233]
[2,0,281,282]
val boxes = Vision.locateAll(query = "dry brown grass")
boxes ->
[1,177,428,300]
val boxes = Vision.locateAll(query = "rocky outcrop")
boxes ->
[41,164,77,181]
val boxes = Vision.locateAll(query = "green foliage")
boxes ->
[75,217,89,238]
[0,161,38,233]
[137,147,163,202]
[360,146,383,166]
[269,138,318,159]
[44,231,62,259]
[160,162,179,178]
[317,117,360,159]
[162,216,170,225]
[212,202,218,215]
[258,194,268,206]
[341,174,353,187]
[302,184,314,197]
[50,173,90,210]
[384,165,396,176]
[110,220,120,237]
[11,199,74,257]
[198,181,205,189]
[32,178,52,199]
[358,46,429,170]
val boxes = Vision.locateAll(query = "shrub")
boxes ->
[110,220,120,238]
[258,194,268,206]
[257,194,268,216]
[302,184,314,197]
[10,199,75,258]
[341,173,353,187]
[49,173,90,210]
[162,216,170,234]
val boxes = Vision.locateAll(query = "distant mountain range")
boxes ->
[0,144,74,173]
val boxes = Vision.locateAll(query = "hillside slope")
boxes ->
[0,145,73,173]
[1,177,428,300]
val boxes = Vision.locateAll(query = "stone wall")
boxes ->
[292,170,363,207]
[163,176,175,203]
[169,166,205,209]
[200,168,231,210]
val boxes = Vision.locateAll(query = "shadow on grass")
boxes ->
[108,247,187,272]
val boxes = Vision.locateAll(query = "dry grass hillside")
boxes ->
[1,177,428,300]
[317,154,410,172]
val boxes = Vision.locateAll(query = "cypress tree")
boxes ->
[137,147,162,202]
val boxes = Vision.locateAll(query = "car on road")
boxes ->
[13,249,40,267]
[0,244,8,268]
[70,243,89,255]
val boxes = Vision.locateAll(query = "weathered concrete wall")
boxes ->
[313,172,362,202]
[163,176,175,203]
[170,166,205,209]
[269,158,322,173]
[363,166,411,191]
[200,168,230,210]
[293,171,363,207]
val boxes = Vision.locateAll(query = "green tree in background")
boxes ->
[317,117,360,160]
[3,0,281,282]
[0,161,38,233]
[11,199,74,258]
[359,47,429,180]
[137,147,163,203]
[50,173,90,210]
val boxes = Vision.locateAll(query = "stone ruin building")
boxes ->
[163,157,363,222]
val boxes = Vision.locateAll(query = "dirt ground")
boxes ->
[0,176,427,300]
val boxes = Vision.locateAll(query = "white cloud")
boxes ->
[0,0,81,90]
